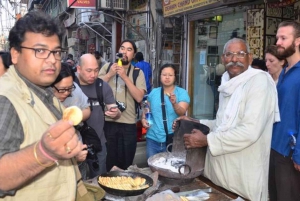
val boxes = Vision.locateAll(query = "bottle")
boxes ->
[143,100,153,126]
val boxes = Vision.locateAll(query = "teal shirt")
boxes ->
[146,86,190,143]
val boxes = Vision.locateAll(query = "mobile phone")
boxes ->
[109,104,118,111]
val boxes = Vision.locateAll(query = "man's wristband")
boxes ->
[33,142,55,168]
[38,141,59,166]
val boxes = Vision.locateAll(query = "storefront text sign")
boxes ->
[68,0,95,9]
[163,0,219,17]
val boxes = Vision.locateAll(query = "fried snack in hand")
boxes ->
[62,106,83,125]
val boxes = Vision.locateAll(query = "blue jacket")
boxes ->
[272,61,300,164]
[135,60,152,94]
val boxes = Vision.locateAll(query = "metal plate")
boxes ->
[97,171,153,197]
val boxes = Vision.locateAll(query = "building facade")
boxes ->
[162,0,299,119]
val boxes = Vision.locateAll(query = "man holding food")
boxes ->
[0,11,98,200]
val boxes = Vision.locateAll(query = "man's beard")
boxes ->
[277,41,296,58]
[121,58,130,65]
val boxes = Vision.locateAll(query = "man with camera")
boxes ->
[99,39,146,171]
[76,53,121,177]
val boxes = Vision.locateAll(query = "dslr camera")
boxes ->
[85,144,99,170]
[116,100,126,112]
[86,144,97,159]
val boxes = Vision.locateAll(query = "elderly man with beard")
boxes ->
[269,21,300,201]
[175,38,279,200]
[99,40,146,171]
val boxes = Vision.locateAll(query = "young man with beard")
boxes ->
[175,38,279,200]
[76,53,121,176]
[269,21,300,201]
[99,40,146,171]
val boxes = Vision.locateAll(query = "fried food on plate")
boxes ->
[98,176,149,190]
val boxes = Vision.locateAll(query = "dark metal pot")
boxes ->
[148,152,205,179]
[148,120,209,180]
[97,171,153,196]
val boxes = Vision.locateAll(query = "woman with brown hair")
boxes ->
[265,45,287,84]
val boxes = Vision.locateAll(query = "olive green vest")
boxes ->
[0,66,77,201]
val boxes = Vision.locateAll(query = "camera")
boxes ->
[116,101,126,112]
[85,144,99,170]
[116,53,123,58]
[86,144,96,158]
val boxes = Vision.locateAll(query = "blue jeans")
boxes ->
[146,138,167,159]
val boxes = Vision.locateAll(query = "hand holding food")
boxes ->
[38,106,84,162]
[168,93,177,105]
[62,106,83,125]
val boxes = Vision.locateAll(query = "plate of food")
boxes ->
[98,171,153,196]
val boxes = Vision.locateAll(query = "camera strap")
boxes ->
[161,87,169,142]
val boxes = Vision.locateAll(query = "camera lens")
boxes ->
[116,53,123,58]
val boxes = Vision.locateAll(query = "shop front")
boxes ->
[187,9,247,120]
[163,0,298,119]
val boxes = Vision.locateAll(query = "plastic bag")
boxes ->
[146,190,181,201]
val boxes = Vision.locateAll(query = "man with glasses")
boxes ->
[176,38,279,200]
[0,11,97,200]
[51,62,90,179]
[77,53,121,176]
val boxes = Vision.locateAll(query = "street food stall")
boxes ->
[89,120,244,200]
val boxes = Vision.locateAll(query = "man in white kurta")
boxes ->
[182,38,279,200]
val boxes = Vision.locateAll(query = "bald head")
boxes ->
[77,53,99,85]
[79,53,98,68]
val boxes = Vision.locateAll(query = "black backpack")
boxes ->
[74,77,104,153]
[74,76,105,112]
[106,63,141,117]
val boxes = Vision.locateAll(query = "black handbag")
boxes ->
[77,122,102,152]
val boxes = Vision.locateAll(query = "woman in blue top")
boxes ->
[141,64,190,158]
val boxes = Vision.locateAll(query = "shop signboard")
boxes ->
[68,0,95,9]
[163,0,219,17]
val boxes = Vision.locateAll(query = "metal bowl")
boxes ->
[148,152,204,179]
[97,171,153,197]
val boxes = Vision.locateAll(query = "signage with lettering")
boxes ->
[68,0,95,9]
[163,0,219,17]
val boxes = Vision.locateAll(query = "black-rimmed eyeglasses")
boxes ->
[20,46,65,61]
[53,84,76,93]
[223,51,248,59]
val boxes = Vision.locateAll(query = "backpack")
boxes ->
[74,77,104,153]
[74,76,105,112]
[106,63,141,117]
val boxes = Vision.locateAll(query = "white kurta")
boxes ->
[202,71,278,201]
